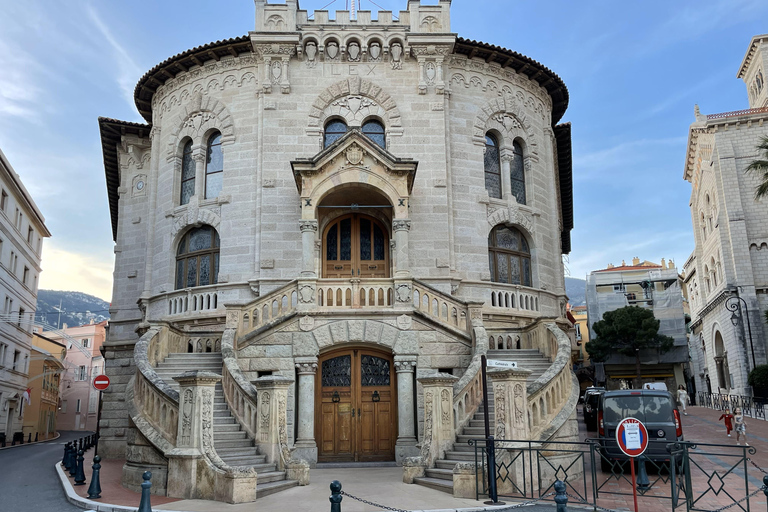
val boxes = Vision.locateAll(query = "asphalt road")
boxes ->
[0,431,90,512]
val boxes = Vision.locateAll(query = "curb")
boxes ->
[0,432,60,450]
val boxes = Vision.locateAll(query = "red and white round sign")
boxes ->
[616,417,649,457]
[93,375,110,391]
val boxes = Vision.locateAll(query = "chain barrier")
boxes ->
[696,485,766,512]
[748,458,768,475]
[339,491,409,512]
[340,490,557,511]
[567,485,767,512]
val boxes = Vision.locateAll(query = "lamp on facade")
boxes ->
[725,295,755,371]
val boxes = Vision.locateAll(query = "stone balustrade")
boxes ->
[235,281,299,338]
[166,284,222,316]
[220,329,259,439]
[452,355,485,436]
[412,279,469,333]
[316,278,394,308]
[488,284,541,313]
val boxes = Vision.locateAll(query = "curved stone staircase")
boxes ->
[413,349,551,494]
[154,352,298,497]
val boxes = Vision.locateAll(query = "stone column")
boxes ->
[417,373,458,464]
[392,219,411,277]
[299,220,318,278]
[500,152,513,201]
[394,357,418,462]
[293,358,318,467]
[253,375,294,469]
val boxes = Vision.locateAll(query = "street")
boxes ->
[0,431,89,512]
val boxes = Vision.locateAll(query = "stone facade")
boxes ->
[98,0,575,499]
[684,34,768,396]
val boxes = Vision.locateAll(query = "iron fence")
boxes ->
[698,392,767,420]
[469,437,762,512]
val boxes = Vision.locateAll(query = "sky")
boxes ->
[0,0,767,302]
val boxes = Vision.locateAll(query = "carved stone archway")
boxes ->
[166,92,236,161]
[308,76,403,131]
[473,93,538,157]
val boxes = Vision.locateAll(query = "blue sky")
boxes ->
[0,0,766,301]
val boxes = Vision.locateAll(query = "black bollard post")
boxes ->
[68,445,78,477]
[79,438,83,452]
[94,432,99,457]
[74,450,87,485]
[34,432,38,442]
[62,443,70,468]
[87,455,102,499]
[330,480,342,512]
[27,433,31,443]
[137,471,153,512]
[763,475,768,511]
[554,480,568,512]
[66,443,76,471]
[85,435,90,450]
[636,455,650,490]
[486,436,499,504]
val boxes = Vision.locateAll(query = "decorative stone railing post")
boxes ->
[167,371,222,499]
[488,367,534,496]
[392,219,411,277]
[394,357,418,462]
[299,220,318,278]
[293,359,318,466]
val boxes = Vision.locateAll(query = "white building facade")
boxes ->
[684,34,768,397]
[99,1,577,501]
[0,148,50,444]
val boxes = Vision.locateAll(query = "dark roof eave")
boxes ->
[554,122,573,254]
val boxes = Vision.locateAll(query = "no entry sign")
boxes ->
[616,417,649,457]
[93,375,110,391]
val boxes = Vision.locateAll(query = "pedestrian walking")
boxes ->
[719,408,734,437]
[734,407,749,446]
[677,384,689,415]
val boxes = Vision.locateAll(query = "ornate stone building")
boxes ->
[99,1,576,502]
[684,34,768,397]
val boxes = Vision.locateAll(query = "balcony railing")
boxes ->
[165,284,222,316]
[488,284,540,313]
[317,278,393,308]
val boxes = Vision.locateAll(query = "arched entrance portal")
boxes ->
[315,346,397,462]
[714,331,730,390]
[322,214,390,278]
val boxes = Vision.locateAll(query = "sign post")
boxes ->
[616,417,649,512]
[92,375,110,456]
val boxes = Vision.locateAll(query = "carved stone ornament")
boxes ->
[396,284,412,303]
[425,62,437,84]
[326,42,339,60]
[514,383,525,426]
[441,389,451,424]
[346,144,364,165]
[299,315,315,332]
[392,219,412,232]
[305,42,317,67]
[299,220,318,233]
[348,42,361,62]
[391,43,403,70]
[495,384,506,440]
[396,314,412,330]
[271,61,282,84]
[181,389,193,445]
[299,284,316,304]
[420,391,433,460]
[369,42,381,61]
[260,392,270,441]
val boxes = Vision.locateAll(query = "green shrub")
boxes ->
[748,365,768,397]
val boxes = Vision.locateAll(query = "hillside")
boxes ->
[35,290,110,330]
[565,277,587,306]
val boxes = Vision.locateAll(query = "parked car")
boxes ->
[582,389,604,431]
[596,389,683,472]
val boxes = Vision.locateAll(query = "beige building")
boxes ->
[0,148,51,445]
[99,1,577,501]
[684,34,768,396]
[22,332,65,441]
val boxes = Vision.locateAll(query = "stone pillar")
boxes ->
[253,376,294,469]
[167,371,221,499]
[417,373,458,464]
[500,152,513,201]
[293,358,318,467]
[299,220,318,278]
[394,357,418,462]
[392,219,411,278]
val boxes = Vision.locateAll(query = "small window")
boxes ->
[488,225,532,286]
[180,140,195,205]
[22,267,28,286]
[13,350,20,371]
[324,119,348,148]
[484,134,501,199]
[82,338,90,348]
[17,211,22,230]
[27,227,33,244]
[511,141,526,205]
[79,365,87,381]
[76,399,82,413]
[175,225,220,289]
[362,120,386,148]
[205,132,223,200]
[1,190,7,211]
[18,307,24,327]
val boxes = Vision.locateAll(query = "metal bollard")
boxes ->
[68,445,78,477]
[137,471,153,512]
[87,455,102,499]
[636,455,650,489]
[763,475,768,510]
[34,432,38,442]
[75,450,87,486]
[554,480,568,512]
[63,443,71,469]
[94,432,100,457]
[79,438,83,452]
[330,480,343,512]
[27,433,31,443]
[487,435,499,503]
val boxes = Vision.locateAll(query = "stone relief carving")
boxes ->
[326,42,339,60]
[278,393,292,464]
[201,387,223,465]
[299,315,315,332]
[165,93,236,161]
[391,43,403,70]
[348,42,361,62]
[369,42,382,62]
[181,389,193,445]
[473,93,539,154]
[420,390,433,460]
[169,205,221,241]
[271,60,282,84]
[396,314,412,330]
[395,284,412,303]
[514,383,525,426]
[305,41,317,67]
[298,285,316,304]
[440,389,451,423]
[392,219,412,231]
[420,15,442,32]
[487,206,534,234]
[425,62,437,85]
[266,15,285,30]
[495,384,506,440]
[260,391,270,441]
[345,144,364,166]
[308,76,402,129]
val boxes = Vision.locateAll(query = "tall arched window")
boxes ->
[704,265,711,293]
[700,212,707,240]
[511,141,526,204]
[176,225,220,289]
[205,132,223,200]
[362,119,386,148]
[488,225,531,286]
[324,119,347,148]
[484,134,501,199]
[180,140,195,205]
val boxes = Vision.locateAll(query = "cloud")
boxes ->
[573,137,687,181]
[39,243,114,302]
[0,39,44,119]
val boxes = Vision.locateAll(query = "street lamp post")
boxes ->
[725,295,756,371]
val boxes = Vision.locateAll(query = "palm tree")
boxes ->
[746,136,768,199]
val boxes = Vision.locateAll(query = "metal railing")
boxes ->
[698,392,767,420]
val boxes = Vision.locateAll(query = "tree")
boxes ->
[746,135,768,199]
[586,306,675,388]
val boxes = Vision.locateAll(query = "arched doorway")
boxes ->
[322,213,390,279]
[315,346,397,462]
[714,331,730,390]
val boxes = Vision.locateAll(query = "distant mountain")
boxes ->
[35,290,110,330]
[565,277,587,306]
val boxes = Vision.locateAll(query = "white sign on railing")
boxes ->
[486,359,517,369]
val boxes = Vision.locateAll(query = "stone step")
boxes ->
[220,456,270,467]
[214,439,254,449]
[425,468,453,481]
[214,404,228,411]
[436,459,467,470]
[164,354,223,359]
[214,410,232,418]
[451,444,475,453]
[214,423,242,433]
[254,471,287,484]
[444,451,475,461]
[216,446,259,456]
[214,417,236,425]
[413,477,453,494]
[457,434,485,444]
[214,431,248,441]
[257,479,299,498]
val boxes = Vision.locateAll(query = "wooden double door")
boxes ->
[316,347,397,462]
[323,214,389,279]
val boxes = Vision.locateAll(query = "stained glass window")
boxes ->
[326,224,338,261]
[488,225,531,286]
[205,132,223,200]
[180,140,195,205]
[373,224,385,261]
[340,218,352,260]
[322,355,351,387]
[175,225,220,289]
[361,355,390,386]
[324,120,348,148]
[362,120,386,149]
[360,218,371,261]
[484,134,501,199]
[511,141,526,205]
